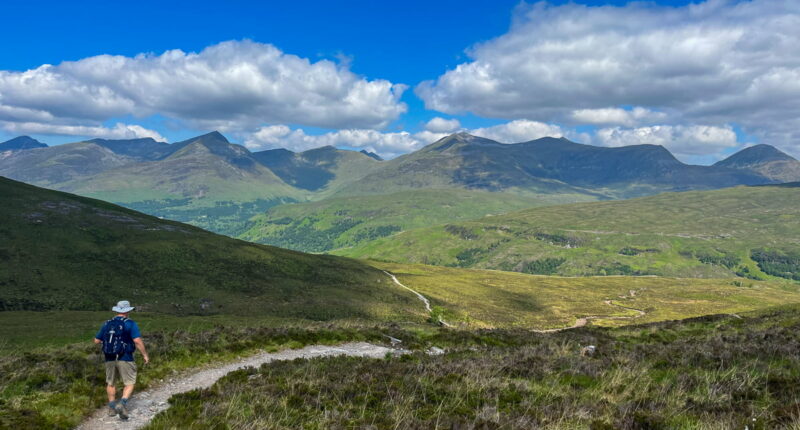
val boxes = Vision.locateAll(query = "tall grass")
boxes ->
[148,307,800,429]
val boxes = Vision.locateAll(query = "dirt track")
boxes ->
[77,342,400,430]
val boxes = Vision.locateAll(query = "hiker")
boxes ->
[93,300,150,420]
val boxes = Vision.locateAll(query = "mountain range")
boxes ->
[1,132,798,238]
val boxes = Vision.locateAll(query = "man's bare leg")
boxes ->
[122,384,135,400]
[106,385,117,402]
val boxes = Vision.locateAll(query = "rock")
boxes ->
[427,346,445,355]
[580,345,597,357]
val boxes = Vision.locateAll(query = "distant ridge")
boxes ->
[0,136,48,151]
[715,144,796,167]
[715,144,800,183]
[335,133,770,199]
[0,130,795,237]
[253,145,381,192]
[360,149,383,161]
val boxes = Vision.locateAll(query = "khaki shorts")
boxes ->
[105,360,137,386]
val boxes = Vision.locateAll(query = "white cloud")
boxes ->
[417,0,800,153]
[0,121,166,141]
[0,40,407,139]
[471,120,565,143]
[242,119,750,162]
[424,117,461,133]
[244,119,571,158]
[571,107,667,127]
[594,124,739,157]
[244,126,425,159]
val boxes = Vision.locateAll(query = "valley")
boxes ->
[2,134,800,429]
[337,184,800,280]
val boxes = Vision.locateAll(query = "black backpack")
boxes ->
[101,317,130,357]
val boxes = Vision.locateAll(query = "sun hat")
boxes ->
[112,300,135,313]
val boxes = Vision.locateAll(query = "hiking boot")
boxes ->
[115,402,129,420]
[107,405,117,416]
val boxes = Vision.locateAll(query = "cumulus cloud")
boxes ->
[571,107,667,127]
[244,126,425,159]
[243,119,749,162]
[594,125,739,157]
[471,120,565,143]
[424,117,461,133]
[0,40,407,139]
[417,0,800,153]
[244,119,572,158]
[0,121,165,141]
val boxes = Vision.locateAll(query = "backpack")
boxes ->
[101,317,130,357]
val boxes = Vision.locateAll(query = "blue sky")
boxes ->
[1,0,798,164]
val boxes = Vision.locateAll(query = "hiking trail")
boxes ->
[383,271,453,327]
[77,342,400,430]
[533,290,647,333]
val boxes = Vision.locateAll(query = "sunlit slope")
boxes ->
[0,177,419,322]
[337,185,800,279]
[373,261,800,330]
[239,189,590,252]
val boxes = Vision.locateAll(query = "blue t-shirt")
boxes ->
[95,316,141,362]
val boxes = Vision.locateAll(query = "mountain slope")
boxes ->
[88,137,171,160]
[239,189,579,252]
[55,132,303,234]
[337,133,771,198]
[0,176,418,321]
[0,141,139,185]
[714,144,800,183]
[252,145,382,194]
[336,185,800,279]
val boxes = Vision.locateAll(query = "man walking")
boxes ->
[94,300,150,420]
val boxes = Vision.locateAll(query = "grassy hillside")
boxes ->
[240,189,591,252]
[337,185,800,279]
[372,262,800,329]
[0,176,419,322]
[146,306,800,429]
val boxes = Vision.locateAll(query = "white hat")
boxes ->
[112,300,135,313]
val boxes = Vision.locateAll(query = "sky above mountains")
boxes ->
[1,0,798,163]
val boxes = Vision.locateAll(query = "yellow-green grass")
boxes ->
[337,185,800,279]
[373,261,800,330]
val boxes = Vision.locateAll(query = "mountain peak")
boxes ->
[360,149,383,161]
[423,132,500,152]
[0,136,48,151]
[198,131,229,143]
[715,144,796,168]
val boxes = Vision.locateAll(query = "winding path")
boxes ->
[384,271,453,327]
[77,342,400,430]
[533,290,647,333]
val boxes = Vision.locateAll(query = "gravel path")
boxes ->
[533,291,647,333]
[384,271,453,327]
[76,342,400,430]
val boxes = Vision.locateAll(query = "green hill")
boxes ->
[239,189,589,252]
[336,185,800,279]
[0,176,419,322]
